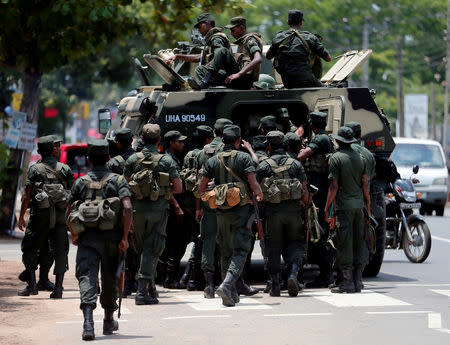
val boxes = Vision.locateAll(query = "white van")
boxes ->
[390,137,449,216]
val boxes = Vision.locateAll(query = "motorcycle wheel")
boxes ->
[402,220,432,263]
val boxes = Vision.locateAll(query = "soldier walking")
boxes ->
[67,139,132,340]
[256,131,309,297]
[324,127,370,293]
[199,125,263,307]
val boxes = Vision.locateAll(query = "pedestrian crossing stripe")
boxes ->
[429,289,450,297]
[176,294,272,311]
[307,289,411,307]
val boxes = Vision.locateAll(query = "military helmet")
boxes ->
[253,74,276,90]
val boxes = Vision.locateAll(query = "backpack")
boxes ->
[68,173,122,235]
[128,152,171,200]
[261,158,303,203]
[180,149,200,192]
[234,33,264,81]
[33,162,68,210]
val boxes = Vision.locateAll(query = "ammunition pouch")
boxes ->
[305,153,331,174]
[201,182,249,210]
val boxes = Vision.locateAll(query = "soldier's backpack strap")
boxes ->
[83,173,117,201]
[114,155,126,168]
[35,162,67,188]
[217,151,246,186]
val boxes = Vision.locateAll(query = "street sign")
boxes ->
[404,94,428,139]
[4,111,27,148]
[17,122,38,151]
[12,93,23,111]
[78,102,90,119]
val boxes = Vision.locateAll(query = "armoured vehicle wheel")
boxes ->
[403,220,431,263]
[435,205,444,216]
[363,218,386,277]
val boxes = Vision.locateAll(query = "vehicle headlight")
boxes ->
[432,178,447,185]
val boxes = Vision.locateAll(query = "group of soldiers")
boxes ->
[170,10,331,90]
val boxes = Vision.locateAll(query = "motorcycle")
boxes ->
[385,165,432,263]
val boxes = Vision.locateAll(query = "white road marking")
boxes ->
[56,320,128,324]
[308,289,410,307]
[366,311,432,314]
[430,289,450,297]
[396,283,450,287]
[163,315,231,320]
[264,313,332,317]
[428,313,442,329]
[175,294,272,311]
[432,236,450,244]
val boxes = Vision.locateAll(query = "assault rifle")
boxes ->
[116,253,126,318]
[247,194,264,240]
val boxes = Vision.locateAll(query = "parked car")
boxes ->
[390,137,449,216]
[60,143,88,181]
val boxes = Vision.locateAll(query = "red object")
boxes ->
[59,143,88,181]
[44,108,58,118]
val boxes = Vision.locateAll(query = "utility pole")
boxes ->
[443,0,450,149]
[397,35,404,137]
[431,82,436,140]
[362,16,370,88]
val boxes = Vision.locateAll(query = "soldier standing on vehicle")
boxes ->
[106,128,138,298]
[67,139,132,340]
[124,124,182,305]
[256,131,308,297]
[266,10,331,88]
[17,136,73,298]
[324,126,370,293]
[195,118,231,298]
[298,111,334,288]
[159,130,189,289]
[179,125,214,291]
[199,125,263,307]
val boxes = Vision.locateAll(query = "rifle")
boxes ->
[247,195,264,240]
[363,207,378,254]
[116,253,126,319]
[305,184,323,243]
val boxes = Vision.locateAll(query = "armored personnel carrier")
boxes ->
[99,45,395,277]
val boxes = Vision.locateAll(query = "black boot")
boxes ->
[103,309,119,335]
[179,263,191,289]
[82,305,95,341]
[18,269,38,296]
[269,273,280,297]
[188,73,212,90]
[18,269,29,282]
[331,270,356,293]
[135,279,158,305]
[203,272,215,299]
[305,261,333,288]
[353,267,364,293]
[148,279,159,299]
[231,285,240,304]
[37,269,55,291]
[50,273,64,299]
[287,264,301,297]
[122,280,133,298]
[236,275,259,296]
[328,269,343,289]
[216,272,238,307]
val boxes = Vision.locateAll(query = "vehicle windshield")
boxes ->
[390,143,445,168]
[394,179,414,192]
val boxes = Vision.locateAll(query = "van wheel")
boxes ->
[435,205,444,216]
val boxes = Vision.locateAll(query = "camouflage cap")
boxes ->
[225,16,246,29]
[51,135,63,144]
[288,9,303,24]
[164,130,187,142]
[196,125,214,138]
[223,125,241,138]
[266,130,285,146]
[275,108,289,118]
[333,126,357,144]
[309,111,328,125]
[87,139,109,157]
[253,74,275,90]
[194,13,214,28]
[258,115,277,129]
[345,121,362,138]
[114,128,133,143]
[214,118,233,130]
[285,131,301,145]
[37,135,55,152]
[142,124,161,139]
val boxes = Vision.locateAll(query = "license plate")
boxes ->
[400,202,421,209]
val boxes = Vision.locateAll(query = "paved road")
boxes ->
[2,214,450,345]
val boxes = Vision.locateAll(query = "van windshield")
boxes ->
[390,143,445,168]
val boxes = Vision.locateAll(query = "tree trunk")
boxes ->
[396,36,404,137]
[0,69,42,233]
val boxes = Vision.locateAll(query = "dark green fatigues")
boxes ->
[269,29,329,88]
[107,147,135,175]
[123,145,179,281]
[22,156,73,276]
[256,149,307,273]
[328,147,368,271]
[71,166,130,310]
[196,137,223,273]
[203,145,255,278]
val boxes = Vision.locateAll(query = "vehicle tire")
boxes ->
[435,205,445,217]
[363,216,386,277]
[402,220,432,263]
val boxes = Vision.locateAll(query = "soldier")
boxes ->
[195,118,232,298]
[169,13,232,90]
[67,139,132,340]
[106,128,138,298]
[274,108,297,134]
[160,130,188,289]
[17,135,73,298]
[297,111,334,288]
[285,132,302,159]
[124,124,182,305]
[252,74,276,90]
[199,125,263,307]
[223,16,263,89]
[179,125,214,290]
[256,131,308,297]
[258,115,278,135]
[324,127,370,293]
[266,9,331,88]
[252,135,269,161]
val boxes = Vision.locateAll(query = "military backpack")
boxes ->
[179,149,200,192]
[234,33,264,81]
